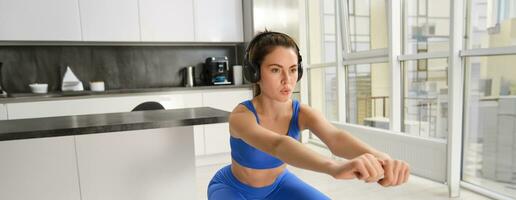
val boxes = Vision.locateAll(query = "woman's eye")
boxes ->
[291,68,297,73]
[271,68,279,73]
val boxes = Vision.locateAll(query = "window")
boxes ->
[402,58,448,139]
[463,55,516,198]
[403,0,450,54]
[309,0,337,64]
[308,0,339,122]
[346,63,390,129]
[309,66,339,121]
[341,0,390,130]
[468,0,516,49]
[346,0,388,52]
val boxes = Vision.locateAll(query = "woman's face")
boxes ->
[258,46,299,102]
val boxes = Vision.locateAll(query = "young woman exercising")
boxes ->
[208,31,410,199]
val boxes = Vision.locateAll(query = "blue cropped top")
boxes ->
[230,100,301,169]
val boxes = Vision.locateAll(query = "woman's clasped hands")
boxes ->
[329,153,410,187]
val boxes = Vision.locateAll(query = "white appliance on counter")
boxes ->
[61,66,84,91]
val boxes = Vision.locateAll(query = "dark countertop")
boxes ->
[0,84,253,104]
[0,107,229,141]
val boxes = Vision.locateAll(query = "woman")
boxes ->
[208,31,410,199]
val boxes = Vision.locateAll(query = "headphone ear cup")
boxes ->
[243,53,259,83]
[297,63,303,81]
[297,54,303,81]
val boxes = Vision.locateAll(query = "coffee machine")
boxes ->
[202,57,231,85]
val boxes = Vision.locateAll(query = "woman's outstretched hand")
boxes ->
[375,156,410,187]
[330,153,384,183]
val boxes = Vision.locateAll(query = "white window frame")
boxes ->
[304,0,516,198]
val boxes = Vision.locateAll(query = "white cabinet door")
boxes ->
[202,89,253,112]
[0,104,7,120]
[204,123,231,154]
[6,93,203,119]
[139,0,195,42]
[79,0,140,41]
[0,136,81,200]
[0,0,81,41]
[194,0,243,42]
[202,89,252,154]
[75,127,196,200]
[194,125,205,156]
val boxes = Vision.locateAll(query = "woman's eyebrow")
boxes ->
[266,63,282,67]
[266,64,298,68]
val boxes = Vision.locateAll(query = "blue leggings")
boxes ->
[208,165,330,200]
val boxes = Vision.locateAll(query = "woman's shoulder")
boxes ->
[297,101,317,115]
[231,103,249,114]
[297,102,325,130]
[228,101,258,138]
[229,101,254,120]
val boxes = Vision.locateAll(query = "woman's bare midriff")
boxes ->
[230,159,286,187]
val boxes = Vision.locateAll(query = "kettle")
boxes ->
[183,66,195,87]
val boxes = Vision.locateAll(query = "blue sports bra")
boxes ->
[230,99,301,169]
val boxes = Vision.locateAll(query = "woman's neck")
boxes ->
[253,95,292,119]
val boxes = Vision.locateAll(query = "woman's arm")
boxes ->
[229,104,383,182]
[299,104,388,159]
[299,104,410,186]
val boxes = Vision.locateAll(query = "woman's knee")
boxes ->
[272,172,330,200]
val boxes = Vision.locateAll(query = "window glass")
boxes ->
[309,67,339,121]
[468,0,516,49]
[346,63,390,129]
[346,0,388,52]
[404,0,450,54]
[463,55,516,199]
[402,58,448,139]
[309,0,337,63]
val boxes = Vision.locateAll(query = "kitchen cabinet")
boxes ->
[194,125,205,156]
[0,104,7,120]
[194,0,243,42]
[0,136,81,200]
[79,0,141,41]
[0,0,243,43]
[75,127,196,200]
[6,93,202,119]
[3,88,252,157]
[0,0,82,41]
[201,89,253,154]
[139,0,195,42]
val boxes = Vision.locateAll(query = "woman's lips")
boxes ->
[281,89,291,95]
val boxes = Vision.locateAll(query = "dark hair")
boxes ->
[245,31,302,96]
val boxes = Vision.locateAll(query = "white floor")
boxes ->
[195,144,493,200]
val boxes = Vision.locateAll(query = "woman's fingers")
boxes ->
[362,154,383,183]
[375,158,411,187]
[397,161,410,185]
[393,161,401,185]
[354,160,370,181]
[403,166,410,183]
[396,162,405,185]
[378,159,394,187]
[342,154,410,187]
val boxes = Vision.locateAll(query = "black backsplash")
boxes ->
[0,45,238,93]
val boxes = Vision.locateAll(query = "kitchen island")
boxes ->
[0,107,229,200]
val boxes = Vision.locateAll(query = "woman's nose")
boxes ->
[281,71,291,84]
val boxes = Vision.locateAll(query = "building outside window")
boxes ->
[307,0,339,122]
[462,0,516,197]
